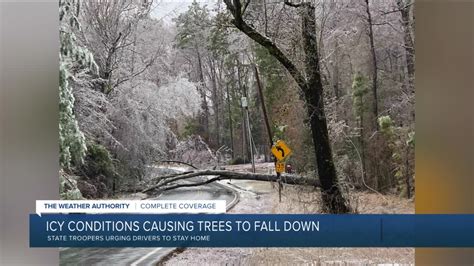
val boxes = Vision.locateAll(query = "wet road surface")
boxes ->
[59,168,237,266]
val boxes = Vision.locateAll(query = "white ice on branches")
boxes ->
[59,0,99,169]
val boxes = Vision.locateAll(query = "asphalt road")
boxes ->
[59,169,237,266]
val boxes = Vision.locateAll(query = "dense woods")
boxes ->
[59,0,415,213]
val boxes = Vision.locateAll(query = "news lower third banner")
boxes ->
[30,214,473,247]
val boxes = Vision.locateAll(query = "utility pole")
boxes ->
[241,96,256,173]
[254,64,282,201]
[237,64,247,163]
[254,64,273,151]
[225,84,234,160]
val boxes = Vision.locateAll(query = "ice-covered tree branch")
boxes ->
[142,170,321,193]
[223,0,307,90]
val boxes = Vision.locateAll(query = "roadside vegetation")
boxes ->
[59,0,415,213]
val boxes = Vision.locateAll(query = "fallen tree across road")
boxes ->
[141,170,321,193]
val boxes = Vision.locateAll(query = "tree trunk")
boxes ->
[332,41,341,99]
[223,0,350,213]
[404,145,411,198]
[254,65,273,148]
[209,58,220,148]
[225,84,235,159]
[364,0,379,127]
[142,169,321,193]
[236,63,248,162]
[364,0,382,190]
[358,111,366,186]
[196,48,210,143]
[301,4,350,213]
[101,33,122,94]
[398,0,415,91]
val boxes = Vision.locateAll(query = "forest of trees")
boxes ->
[59,0,415,213]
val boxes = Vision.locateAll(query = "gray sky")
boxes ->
[150,0,218,24]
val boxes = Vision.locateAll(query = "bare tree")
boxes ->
[223,0,350,213]
[397,0,415,91]
[363,0,379,127]
[81,0,154,94]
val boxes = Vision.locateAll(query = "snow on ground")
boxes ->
[163,175,415,265]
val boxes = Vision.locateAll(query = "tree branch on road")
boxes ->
[142,170,320,193]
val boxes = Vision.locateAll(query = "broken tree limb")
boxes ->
[160,177,221,191]
[146,171,195,188]
[157,160,198,169]
[142,170,320,193]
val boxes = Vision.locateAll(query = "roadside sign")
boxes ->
[275,162,285,173]
[271,140,292,161]
[241,97,248,108]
